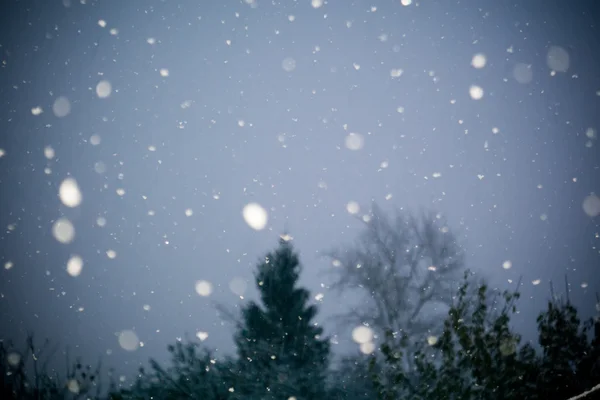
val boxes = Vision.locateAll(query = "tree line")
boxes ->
[2,205,599,399]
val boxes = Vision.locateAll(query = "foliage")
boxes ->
[118,340,234,400]
[371,270,600,400]
[232,238,330,400]
[536,291,600,399]
[328,353,379,399]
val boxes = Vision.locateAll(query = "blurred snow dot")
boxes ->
[427,335,438,346]
[159,68,169,77]
[52,96,71,117]
[118,330,139,351]
[586,127,596,139]
[195,280,213,297]
[0,149,4,158]
[7,352,21,367]
[352,325,373,344]
[499,339,517,356]
[238,120,246,127]
[492,127,500,134]
[282,57,296,72]
[345,133,364,150]
[96,80,112,98]
[280,233,293,242]
[242,202,268,230]
[90,134,101,145]
[52,218,75,244]
[143,304,151,311]
[582,194,600,217]
[4,261,14,270]
[513,63,533,84]
[196,331,209,341]
[185,208,193,217]
[44,146,55,160]
[116,188,125,196]
[390,68,403,78]
[288,15,295,22]
[147,37,156,44]
[229,277,247,296]
[106,250,117,259]
[109,28,118,35]
[346,201,360,215]
[380,161,389,168]
[31,106,43,115]
[502,260,512,270]
[94,162,106,174]
[471,53,486,69]
[432,172,442,178]
[469,85,484,100]
[44,167,51,174]
[59,177,82,207]
[359,342,375,354]
[540,214,548,221]
[98,19,107,27]
[546,46,569,72]
[315,293,324,301]
[385,193,393,200]
[332,259,341,267]
[66,255,83,277]
[311,0,323,8]
[396,106,404,113]
[67,379,80,394]
[401,0,412,5]
[581,282,588,288]
[148,145,156,152]
[532,279,541,286]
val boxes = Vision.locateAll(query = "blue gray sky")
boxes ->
[0,0,599,382]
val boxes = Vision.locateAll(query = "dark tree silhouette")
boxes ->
[118,340,234,400]
[371,271,600,400]
[231,237,330,400]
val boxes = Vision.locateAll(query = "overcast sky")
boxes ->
[0,0,599,383]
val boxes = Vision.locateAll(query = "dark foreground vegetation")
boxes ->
[3,207,599,399]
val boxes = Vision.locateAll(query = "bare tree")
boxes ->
[327,203,464,357]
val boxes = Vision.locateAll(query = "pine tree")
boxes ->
[232,238,330,400]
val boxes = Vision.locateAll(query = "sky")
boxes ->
[0,0,599,384]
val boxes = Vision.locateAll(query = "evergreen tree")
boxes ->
[232,238,330,400]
